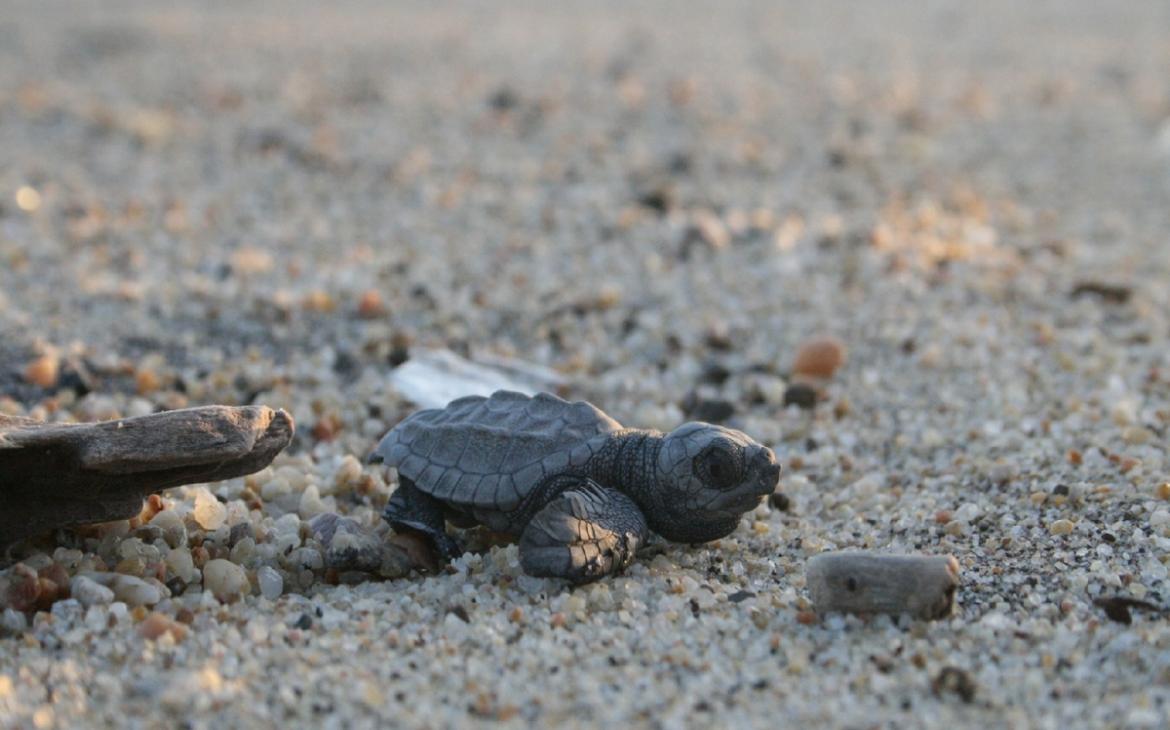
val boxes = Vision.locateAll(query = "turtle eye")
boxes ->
[695,447,741,490]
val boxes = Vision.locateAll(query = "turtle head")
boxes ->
[648,422,781,543]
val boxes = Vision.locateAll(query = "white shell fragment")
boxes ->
[806,552,960,620]
[388,349,565,409]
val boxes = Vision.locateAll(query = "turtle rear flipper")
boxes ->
[518,480,648,584]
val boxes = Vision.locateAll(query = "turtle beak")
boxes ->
[753,449,782,495]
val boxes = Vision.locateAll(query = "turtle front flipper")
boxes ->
[383,477,464,561]
[519,480,648,584]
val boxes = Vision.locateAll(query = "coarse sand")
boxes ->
[2,1,1170,727]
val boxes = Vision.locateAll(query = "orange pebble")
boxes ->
[138,612,187,642]
[357,289,386,318]
[23,354,59,389]
[792,335,847,379]
[303,290,336,313]
[137,612,173,640]
[135,368,161,395]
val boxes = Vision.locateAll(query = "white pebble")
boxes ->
[331,455,363,494]
[193,488,228,530]
[954,502,981,523]
[111,575,162,606]
[1,608,28,634]
[203,559,250,602]
[83,606,107,632]
[165,548,198,584]
[257,566,284,600]
[150,510,187,548]
[70,575,115,606]
[298,484,327,519]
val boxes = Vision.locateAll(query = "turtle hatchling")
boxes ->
[370,390,781,583]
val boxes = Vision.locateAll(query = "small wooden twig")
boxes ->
[0,406,294,546]
[805,552,960,620]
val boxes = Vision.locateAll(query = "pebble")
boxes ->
[192,488,227,530]
[791,336,847,379]
[1049,519,1075,535]
[0,6,1166,730]
[165,548,198,584]
[1,608,27,634]
[138,611,187,642]
[23,354,59,389]
[356,290,386,318]
[783,383,818,410]
[203,559,250,602]
[70,575,115,606]
[110,575,163,606]
[954,503,981,523]
[2,564,40,611]
[150,510,188,548]
[298,484,328,519]
[257,566,283,600]
[1150,510,1170,531]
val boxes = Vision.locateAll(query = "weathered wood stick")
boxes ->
[0,405,294,546]
[806,552,960,620]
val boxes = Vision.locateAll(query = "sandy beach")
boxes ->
[2,1,1170,727]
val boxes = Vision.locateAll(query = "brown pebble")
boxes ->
[130,605,148,622]
[508,607,524,623]
[116,557,146,577]
[138,611,187,642]
[191,546,210,569]
[303,290,336,313]
[138,612,172,640]
[38,563,70,591]
[311,415,343,442]
[1156,483,1170,501]
[1067,449,1083,466]
[175,608,195,624]
[34,578,61,611]
[832,398,851,420]
[134,368,161,395]
[23,354,60,389]
[792,335,846,379]
[357,290,386,318]
[934,510,952,525]
[550,612,567,628]
[795,610,818,625]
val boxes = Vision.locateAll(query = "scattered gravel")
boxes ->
[3,1,1170,728]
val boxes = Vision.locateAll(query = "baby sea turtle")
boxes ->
[370,391,781,583]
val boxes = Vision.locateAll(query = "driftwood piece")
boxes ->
[806,552,960,620]
[0,406,294,546]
